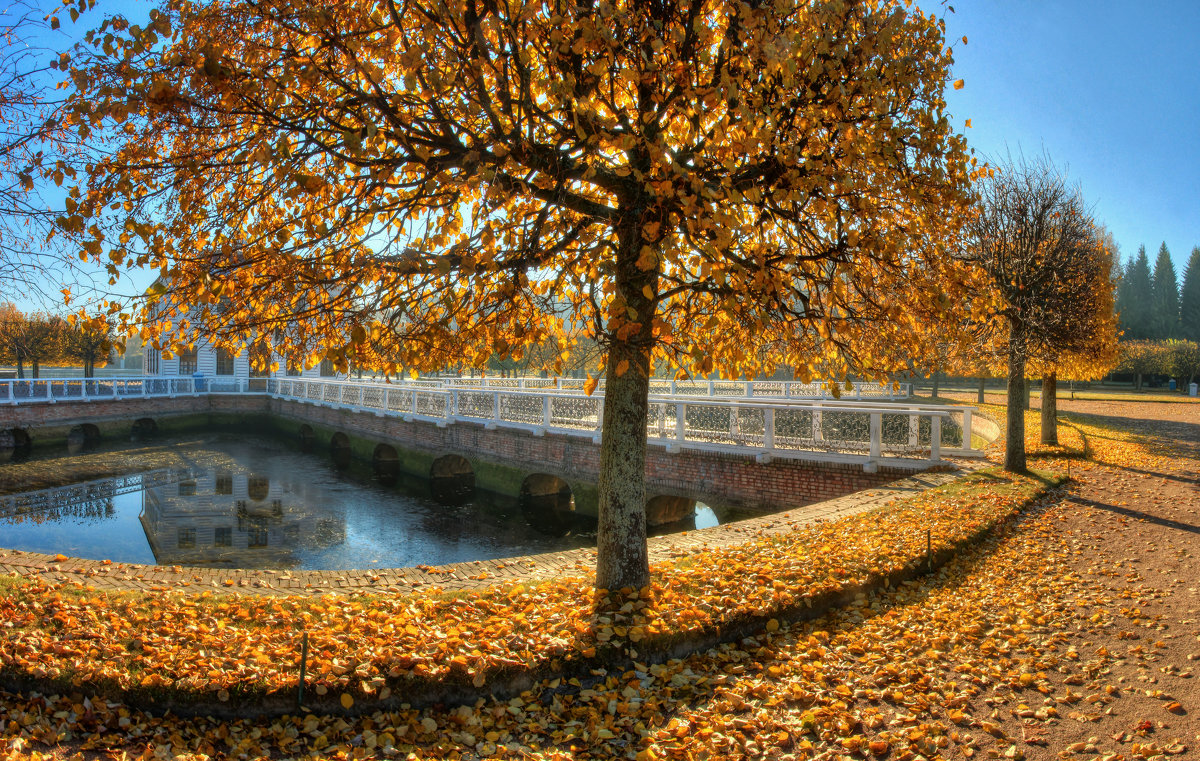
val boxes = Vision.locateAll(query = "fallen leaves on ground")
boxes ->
[2,400,1195,759]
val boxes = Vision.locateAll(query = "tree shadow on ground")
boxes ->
[1066,494,1200,536]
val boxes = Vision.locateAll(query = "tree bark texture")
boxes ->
[1022,377,1031,410]
[977,377,986,404]
[593,217,656,592]
[1040,372,1058,446]
[1005,336,1027,472]
[930,371,939,400]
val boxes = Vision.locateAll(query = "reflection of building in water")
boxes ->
[140,470,346,568]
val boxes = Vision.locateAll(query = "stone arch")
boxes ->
[645,494,697,527]
[131,418,158,439]
[67,423,101,454]
[430,454,474,505]
[330,432,352,470]
[298,424,315,453]
[0,427,31,463]
[520,473,574,536]
[373,443,400,485]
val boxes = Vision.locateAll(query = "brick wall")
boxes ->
[265,399,904,511]
[2,395,907,512]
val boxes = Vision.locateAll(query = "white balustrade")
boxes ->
[0,375,976,470]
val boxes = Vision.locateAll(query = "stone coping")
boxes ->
[0,467,970,597]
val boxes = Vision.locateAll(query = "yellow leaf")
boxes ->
[953,79,965,90]
[340,692,354,709]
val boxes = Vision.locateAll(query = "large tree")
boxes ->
[1029,230,1118,447]
[1118,246,1154,340]
[0,305,67,378]
[969,157,1102,471]
[65,0,979,589]
[62,315,115,377]
[1180,246,1200,341]
[1150,242,1179,339]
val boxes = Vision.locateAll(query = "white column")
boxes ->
[963,409,974,452]
[869,412,882,461]
[931,414,942,461]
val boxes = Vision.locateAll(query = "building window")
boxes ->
[319,358,335,377]
[216,348,235,376]
[215,470,233,495]
[145,349,160,375]
[178,527,196,549]
[248,525,269,548]
[178,349,198,375]
[286,359,303,377]
[249,342,272,378]
[247,475,269,501]
[214,527,232,547]
[178,481,196,497]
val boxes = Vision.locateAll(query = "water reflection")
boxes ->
[140,469,347,568]
[0,435,754,570]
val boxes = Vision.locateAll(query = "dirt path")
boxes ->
[964,402,1200,759]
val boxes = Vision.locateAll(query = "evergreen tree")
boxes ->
[1150,242,1180,339]
[1181,246,1200,341]
[1120,246,1155,339]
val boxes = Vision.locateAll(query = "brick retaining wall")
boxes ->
[2,394,912,512]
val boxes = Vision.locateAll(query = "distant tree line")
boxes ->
[1115,243,1200,341]
[1116,339,1200,390]
[0,304,115,378]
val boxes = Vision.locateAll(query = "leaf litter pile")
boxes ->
[2,399,1198,759]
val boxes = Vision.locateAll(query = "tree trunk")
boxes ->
[16,356,23,379]
[31,360,39,379]
[1040,372,1058,446]
[1135,372,1143,391]
[1022,377,1031,410]
[930,371,939,400]
[593,217,656,592]
[1005,339,1027,473]
[977,376,986,404]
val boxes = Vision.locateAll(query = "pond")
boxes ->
[0,435,740,571]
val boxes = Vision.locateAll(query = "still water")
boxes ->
[0,435,732,570]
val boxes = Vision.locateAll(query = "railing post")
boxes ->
[542,395,551,428]
[384,388,390,412]
[707,381,714,396]
[764,407,775,451]
[492,391,500,423]
[338,384,344,406]
[812,405,823,442]
[729,404,739,439]
[745,381,752,397]
[931,414,942,461]
[908,407,919,446]
[676,402,687,445]
[670,379,676,395]
[869,412,882,461]
[358,386,364,408]
[963,409,974,452]
[855,384,862,401]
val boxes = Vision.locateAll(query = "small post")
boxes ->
[926,529,932,574]
[297,631,309,708]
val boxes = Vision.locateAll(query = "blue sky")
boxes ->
[943,0,1200,272]
[12,0,1200,311]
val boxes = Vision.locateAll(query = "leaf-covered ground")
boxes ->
[2,397,1197,760]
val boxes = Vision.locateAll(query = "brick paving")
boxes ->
[0,465,971,597]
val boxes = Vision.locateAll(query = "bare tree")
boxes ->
[969,157,1101,471]
[0,1,95,304]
